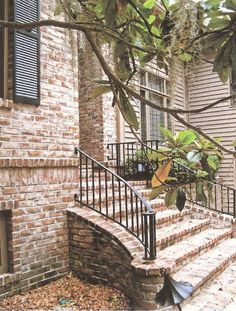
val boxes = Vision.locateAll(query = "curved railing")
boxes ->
[74,147,156,260]
[107,142,236,218]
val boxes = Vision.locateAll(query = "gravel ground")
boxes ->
[0,274,132,311]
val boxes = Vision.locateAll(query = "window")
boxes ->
[140,70,171,142]
[0,213,8,274]
[0,0,40,105]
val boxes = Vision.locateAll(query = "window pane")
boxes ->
[140,71,146,86]
[149,93,164,141]
[148,73,164,93]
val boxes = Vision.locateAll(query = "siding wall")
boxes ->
[187,61,236,186]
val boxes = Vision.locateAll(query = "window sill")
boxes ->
[0,272,21,287]
[0,98,13,111]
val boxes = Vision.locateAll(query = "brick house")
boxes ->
[1,0,236,309]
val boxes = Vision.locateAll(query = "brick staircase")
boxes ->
[70,148,236,310]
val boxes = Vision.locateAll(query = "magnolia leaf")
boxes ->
[143,0,156,9]
[119,93,139,131]
[160,127,175,143]
[149,185,166,200]
[196,170,209,178]
[176,190,186,212]
[179,52,192,62]
[176,130,196,145]
[90,85,111,100]
[148,15,156,25]
[207,155,218,170]
[151,159,173,188]
[187,150,202,163]
[148,151,168,162]
[165,188,177,208]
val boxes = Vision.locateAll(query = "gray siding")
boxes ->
[187,61,236,187]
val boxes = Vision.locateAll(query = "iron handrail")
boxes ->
[107,142,236,218]
[74,147,156,260]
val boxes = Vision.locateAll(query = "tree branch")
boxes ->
[171,112,236,157]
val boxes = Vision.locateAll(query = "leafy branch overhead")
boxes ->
[0,0,236,155]
[148,128,223,208]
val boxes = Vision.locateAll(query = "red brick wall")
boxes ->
[0,0,79,298]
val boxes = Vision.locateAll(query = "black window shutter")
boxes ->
[0,1,4,98]
[14,0,40,105]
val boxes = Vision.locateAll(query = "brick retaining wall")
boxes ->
[68,208,163,310]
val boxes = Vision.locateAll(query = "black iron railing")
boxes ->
[171,161,236,217]
[74,147,156,260]
[107,140,159,181]
[107,141,236,218]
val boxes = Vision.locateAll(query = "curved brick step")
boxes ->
[156,227,232,272]
[172,239,236,306]
[182,259,236,311]
[156,217,211,250]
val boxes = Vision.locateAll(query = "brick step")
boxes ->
[172,239,236,305]
[156,217,211,250]
[78,179,147,192]
[76,186,154,208]
[121,208,193,234]
[182,259,236,310]
[80,197,164,224]
[156,227,232,272]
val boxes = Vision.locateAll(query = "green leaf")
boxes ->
[207,155,218,170]
[90,85,112,100]
[196,170,209,178]
[187,150,203,162]
[160,127,175,143]
[149,185,166,200]
[143,0,156,9]
[165,188,177,208]
[179,52,192,62]
[233,138,236,147]
[148,15,156,25]
[119,92,139,131]
[176,130,196,145]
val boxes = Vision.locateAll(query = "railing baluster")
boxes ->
[130,189,134,232]
[118,179,122,224]
[98,166,102,212]
[79,153,82,203]
[112,175,115,220]
[105,170,108,216]
[125,184,128,228]
[135,195,139,237]
[92,161,95,209]
[85,156,89,205]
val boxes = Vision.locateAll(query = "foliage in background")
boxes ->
[148,128,223,207]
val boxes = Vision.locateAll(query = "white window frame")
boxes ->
[0,213,8,274]
[140,70,172,142]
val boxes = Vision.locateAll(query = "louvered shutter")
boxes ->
[0,1,4,98]
[14,0,40,105]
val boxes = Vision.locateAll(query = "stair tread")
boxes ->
[156,217,210,242]
[183,257,236,311]
[156,227,232,268]
[173,238,236,289]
